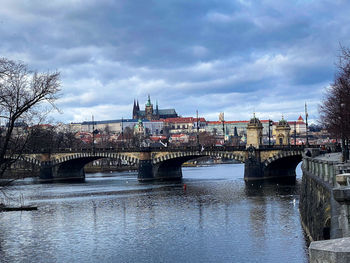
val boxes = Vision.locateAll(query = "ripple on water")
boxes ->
[0,163,308,263]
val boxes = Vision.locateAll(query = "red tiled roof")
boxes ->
[287,121,305,125]
[150,136,167,141]
[207,121,249,125]
[208,120,271,124]
[171,134,188,138]
[162,117,206,123]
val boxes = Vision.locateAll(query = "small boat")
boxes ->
[0,205,37,212]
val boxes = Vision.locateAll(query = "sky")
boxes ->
[1,0,350,124]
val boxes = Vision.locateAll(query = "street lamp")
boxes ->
[196,110,199,147]
[121,117,124,147]
[92,115,99,154]
[305,102,309,146]
[222,116,225,143]
[294,121,297,146]
[268,119,273,146]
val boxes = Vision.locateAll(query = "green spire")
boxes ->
[146,94,152,106]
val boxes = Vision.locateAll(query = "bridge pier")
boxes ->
[153,161,183,181]
[244,146,301,182]
[39,162,54,180]
[138,151,183,181]
[244,156,264,180]
[138,151,154,181]
[39,159,86,181]
[138,160,154,181]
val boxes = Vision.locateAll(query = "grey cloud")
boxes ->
[0,0,349,122]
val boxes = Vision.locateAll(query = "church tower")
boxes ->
[246,114,263,148]
[136,100,140,111]
[145,95,154,120]
[275,116,291,145]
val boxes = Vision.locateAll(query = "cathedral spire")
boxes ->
[132,99,137,119]
[146,94,152,106]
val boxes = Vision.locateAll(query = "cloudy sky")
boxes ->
[1,0,350,123]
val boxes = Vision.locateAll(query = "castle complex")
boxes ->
[132,95,178,120]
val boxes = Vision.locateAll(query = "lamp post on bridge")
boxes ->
[196,110,199,147]
[121,117,124,148]
[91,115,99,154]
[268,119,273,146]
[219,112,225,144]
[92,115,95,153]
[305,102,309,146]
[294,121,297,146]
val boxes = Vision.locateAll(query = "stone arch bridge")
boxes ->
[16,145,306,182]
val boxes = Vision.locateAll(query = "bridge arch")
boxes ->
[20,156,42,167]
[52,152,139,166]
[262,150,303,181]
[41,152,139,180]
[149,151,246,181]
[4,155,42,167]
[152,151,246,165]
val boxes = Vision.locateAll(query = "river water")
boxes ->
[0,163,308,263]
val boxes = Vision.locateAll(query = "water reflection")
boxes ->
[0,164,308,263]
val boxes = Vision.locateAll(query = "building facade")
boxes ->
[163,117,207,134]
[73,119,164,136]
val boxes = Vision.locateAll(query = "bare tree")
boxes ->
[0,58,60,181]
[319,46,350,160]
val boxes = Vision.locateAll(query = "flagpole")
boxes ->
[305,102,309,146]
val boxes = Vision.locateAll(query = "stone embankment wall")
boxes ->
[301,150,350,241]
[300,150,350,262]
[300,151,338,241]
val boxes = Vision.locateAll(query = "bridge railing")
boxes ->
[19,144,316,154]
[258,145,308,151]
[303,156,338,186]
[20,145,247,154]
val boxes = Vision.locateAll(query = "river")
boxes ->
[0,163,308,263]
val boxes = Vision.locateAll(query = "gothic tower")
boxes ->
[132,99,137,119]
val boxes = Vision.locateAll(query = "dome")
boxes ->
[278,119,288,126]
[249,117,261,124]
[249,113,261,125]
[277,116,290,128]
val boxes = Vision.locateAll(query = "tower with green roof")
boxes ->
[145,94,154,120]
[275,116,291,145]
